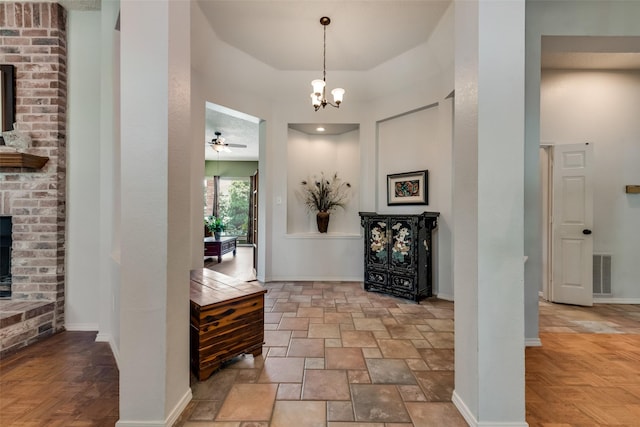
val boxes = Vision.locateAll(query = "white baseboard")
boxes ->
[452,390,477,426]
[266,276,363,283]
[166,388,192,427]
[452,390,529,427]
[436,292,454,301]
[95,332,120,369]
[115,388,192,427]
[525,337,542,347]
[65,323,99,331]
[594,297,640,304]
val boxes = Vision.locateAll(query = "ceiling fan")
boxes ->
[207,131,247,152]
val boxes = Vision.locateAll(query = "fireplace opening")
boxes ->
[0,216,11,299]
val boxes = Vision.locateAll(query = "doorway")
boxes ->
[540,143,594,307]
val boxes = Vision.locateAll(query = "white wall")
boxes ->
[376,103,453,299]
[287,128,360,235]
[190,1,454,285]
[65,10,101,331]
[541,70,640,300]
[453,0,526,424]
[525,0,640,341]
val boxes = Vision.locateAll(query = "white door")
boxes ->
[551,143,594,306]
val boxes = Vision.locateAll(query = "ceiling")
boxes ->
[61,2,640,162]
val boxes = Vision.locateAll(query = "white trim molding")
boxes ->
[95,332,120,369]
[525,337,542,347]
[594,297,640,304]
[65,323,99,332]
[452,390,529,427]
[115,388,192,427]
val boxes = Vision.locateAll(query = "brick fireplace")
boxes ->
[0,2,67,356]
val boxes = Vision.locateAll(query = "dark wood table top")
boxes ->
[190,268,265,308]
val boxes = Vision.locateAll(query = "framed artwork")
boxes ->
[1,64,16,144]
[387,170,428,205]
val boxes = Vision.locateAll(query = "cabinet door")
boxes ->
[365,217,389,268]
[389,217,416,271]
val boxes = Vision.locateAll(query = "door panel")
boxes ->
[551,143,593,306]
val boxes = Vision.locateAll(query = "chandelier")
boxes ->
[310,17,345,111]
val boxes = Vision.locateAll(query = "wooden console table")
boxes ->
[204,236,237,262]
[189,268,266,381]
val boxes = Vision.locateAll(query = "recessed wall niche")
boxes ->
[287,124,360,235]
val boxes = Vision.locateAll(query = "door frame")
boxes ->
[541,142,594,305]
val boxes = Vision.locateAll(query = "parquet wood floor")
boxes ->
[0,331,118,427]
[526,332,640,427]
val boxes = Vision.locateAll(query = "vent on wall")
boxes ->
[593,254,612,295]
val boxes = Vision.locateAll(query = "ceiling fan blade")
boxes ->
[225,143,247,148]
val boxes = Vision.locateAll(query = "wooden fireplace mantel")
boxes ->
[0,152,49,169]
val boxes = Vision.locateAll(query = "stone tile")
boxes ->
[361,348,382,359]
[419,348,454,370]
[341,331,378,348]
[308,323,341,338]
[324,312,353,324]
[235,369,260,383]
[353,318,387,331]
[302,370,351,400]
[325,348,366,370]
[217,384,278,421]
[258,357,305,383]
[372,330,391,339]
[405,358,430,371]
[291,330,308,338]
[287,338,325,357]
[377,339,421,359]
[305,357,325,369]
[425,318,454,332]
[398,385,427,402]
[411,339,433,349]
[264,312,283,324]
[264,330,292,347]
[325,338,343,347]
[351,384,411,422]
[183,422,240,427]
[413,371,455,401]
[297,307,324,318]
[268,347,288,357]
[366,359,416,385]
[422,332,455,349]
[347,370,371,384]
[278,317,310,331]
[192,369,239,400]
[405,402,468,426]
[277,383,302,400]
[327,401,355,422]
[271,400,326,427]
[272,302,299,313]
[189,400,223,421]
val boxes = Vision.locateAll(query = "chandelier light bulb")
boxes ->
[311,79,326,96]
[309,17,345,111]
[331,87,345,105]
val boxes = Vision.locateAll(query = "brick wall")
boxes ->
[0,2,67,332]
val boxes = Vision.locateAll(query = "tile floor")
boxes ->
[176,281,467,426]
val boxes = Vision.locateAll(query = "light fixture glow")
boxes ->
[310,17,345,111]
[316,127,325,132]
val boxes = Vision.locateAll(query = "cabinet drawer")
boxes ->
[389,274,415,291]
[366,270,387,285]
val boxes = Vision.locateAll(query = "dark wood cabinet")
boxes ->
[359,211,439,301]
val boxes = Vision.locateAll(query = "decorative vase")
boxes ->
[316,211,330,233]
[214,231,221,240]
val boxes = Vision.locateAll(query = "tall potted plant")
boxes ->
[299,172,351,233]
[204,215,225,240]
